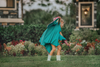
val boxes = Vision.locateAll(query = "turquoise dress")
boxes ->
[39,18,66,53]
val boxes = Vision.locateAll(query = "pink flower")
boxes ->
[95,39,98,42]
[20,40,23,42]
[79,39,81,42]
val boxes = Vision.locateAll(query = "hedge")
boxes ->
[0,24,72,44]
[0,25,46,44]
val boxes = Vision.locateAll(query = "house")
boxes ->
[0,0,24,27]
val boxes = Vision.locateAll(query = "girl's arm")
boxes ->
[60,32,63,36]
[60,32,70,46]
[47,18,59,28]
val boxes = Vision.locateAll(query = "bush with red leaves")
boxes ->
[11,40,19,46]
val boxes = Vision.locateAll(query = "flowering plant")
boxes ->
[14,44,27,56]
[80,40,87,47]
[95,39,100,43]
[28,43,35,55]
[11,40,19,46]
[71,45,83,55]
[72,45,82,51]
[4,43,27,56]
[84,42,95,52]
[19,40,25,45]
[11,40,25,46]
[95,44,100,55]
[76,39,82,43]
[88,47,95,55]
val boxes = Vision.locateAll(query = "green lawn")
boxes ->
[0,55,100,67]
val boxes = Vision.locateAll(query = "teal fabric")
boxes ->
[39,18,66,53]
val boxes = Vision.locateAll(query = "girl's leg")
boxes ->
[56,45,61,61]
[57,45,61,55]
[47,44,56,61]
[49,44,56,56]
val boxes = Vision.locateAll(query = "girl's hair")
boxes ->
[60,19,64,24]
[58,18,64,24]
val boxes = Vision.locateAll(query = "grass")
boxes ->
[0,55,100,67]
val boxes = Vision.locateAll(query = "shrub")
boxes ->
[71,45,82,51]
[53,48,58,55]
[28,43,35,56]
[11,40,19,46]
[96,30,100,35]
[69,28,99,42]
[80,40,87,47]
[24,41,32,51]
[62,28,72,41]
[62,43,69,51]
[0,25,47,44]
[8,45,15,56]
[13,44,27,56]
[4,41,47,56]
[82,50,88,55]
[95,44,100,55]
[23,9,54,25]
[88,47,95,55]
[34,45,47,56]
[60,50,65,55]
[3,44,27,56]
[0,43,2,51]
[6,42,11,46]
[53,48,64,55]
[71,45,83,55]
[0,27,5,44]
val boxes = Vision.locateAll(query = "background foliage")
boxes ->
[69,28,99,42]
[0,25,46,44]
[0,2,76,44]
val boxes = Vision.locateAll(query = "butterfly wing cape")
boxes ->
[39,18,66,53]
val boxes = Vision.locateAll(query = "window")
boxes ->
[0,0,16,10]
[0,0,14,8]
[79,2,94,28]
[81,4,92,26]
[0,0,7,7]
[7,0,14,8]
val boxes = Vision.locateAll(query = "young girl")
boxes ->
[39,16,70,61]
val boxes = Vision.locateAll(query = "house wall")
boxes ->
[0,0,24,26]
[0,0,20,18]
